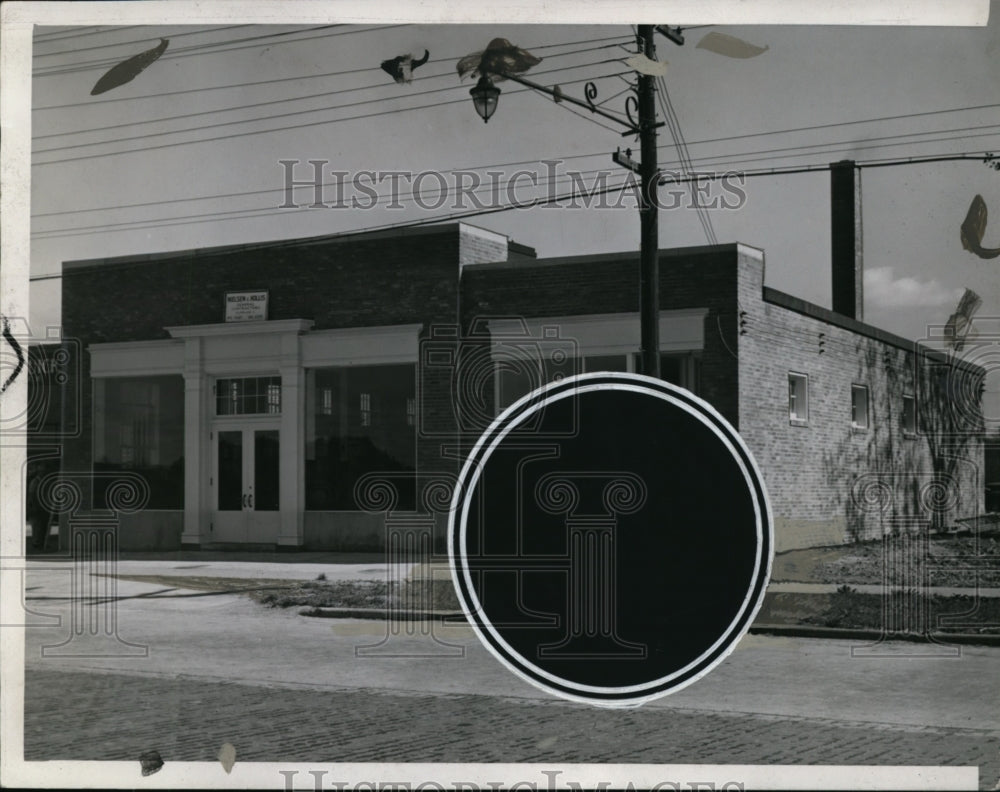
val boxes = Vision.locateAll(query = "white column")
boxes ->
[277,331,305,547]
[180,337,204,546]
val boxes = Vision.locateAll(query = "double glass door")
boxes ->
[213,424,280,543]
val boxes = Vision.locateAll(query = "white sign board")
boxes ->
[225,291,268,322]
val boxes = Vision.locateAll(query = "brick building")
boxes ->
[51,216,984,553]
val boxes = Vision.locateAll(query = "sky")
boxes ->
[18,3,1000,414]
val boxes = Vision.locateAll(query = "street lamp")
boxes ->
[467,25,664,378]
[470,76,501,123]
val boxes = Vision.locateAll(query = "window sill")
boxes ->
[851,425,869,434]
[789,418,809,427]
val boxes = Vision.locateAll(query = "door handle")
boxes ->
[248,493,254,509]
[242,494,247,508]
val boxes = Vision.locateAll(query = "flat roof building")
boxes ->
[45,221,984,553]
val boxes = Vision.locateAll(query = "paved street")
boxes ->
[12,560,1000,789]
[22,667,1000,777]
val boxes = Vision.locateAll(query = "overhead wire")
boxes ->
[32,25,405,77]
[33,26,145,43]
[34,44,632,142]
[32,67,633,165]
[33,33,633,111]
[656,72,718,245]
[637,21,719,247]
[32,147,994,223]
[33,93,1000,168]
[29,174,638,264]
[30,149,993,241]
[32,164,639,239]
[32,25,255,58]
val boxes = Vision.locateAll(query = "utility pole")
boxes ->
[636,24,660,379]
[470,28,668,379]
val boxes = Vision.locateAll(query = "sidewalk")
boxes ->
[24,554,1000,642]
[18,557,1000,788]
[768,581,1000,597]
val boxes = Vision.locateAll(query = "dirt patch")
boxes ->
[757,588,1000,634]
[110,573,462,611]
[108,574,295,593]
[250,577,462,611]
[772,534,1000,588]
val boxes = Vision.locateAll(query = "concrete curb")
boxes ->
[299,606,1000,646]
[749,623,1000,647]
[300,606,464,622]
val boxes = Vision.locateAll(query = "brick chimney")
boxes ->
[830,160,863,321]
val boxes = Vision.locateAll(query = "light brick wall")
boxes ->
[736,249,984,551]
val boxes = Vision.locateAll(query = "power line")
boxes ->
[32,164,634,239]
[32,68,630,165]
[33,25,255,58]
[30,149,993,242]
[33,150,994,224]
[34,45,630,143]
[656,152,997,183]
[33,26,145,43]
[32,149,620,219]
[30,98,1000,218]
[656,72,718,246]
[32,25,405,77]
[656,127,1000,172]
[32,93,1000,169]
[34,72,1000,168]
[29,176,638,274]
[32,34,633,112]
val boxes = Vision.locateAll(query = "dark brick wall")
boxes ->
[63,227,463,343]
[459,245,741,427]
[60,227,469,533]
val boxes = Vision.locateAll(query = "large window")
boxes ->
[93,376,184,509]
[305,365,416,510]
[634,352,701,393]
[496,352,699,414]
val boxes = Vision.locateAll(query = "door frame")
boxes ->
[210,415,282,544]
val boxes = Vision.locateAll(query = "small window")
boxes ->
[788,373,809,423]
[216,376,281,416]
[902,395,917,435]
[851,384,870,430]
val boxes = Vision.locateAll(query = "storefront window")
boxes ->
[305,365,416,510]
[497,354,629,412]
[93,376,184,509]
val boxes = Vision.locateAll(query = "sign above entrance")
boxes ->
[225,291,269,322]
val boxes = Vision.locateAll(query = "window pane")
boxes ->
[306,365,416,510]
[852,385,869,429]
[217,431,243,511]
[903,396,917,433]
[789,374,808,422]
[584,355,628,373]
[94,375,184,509]
[215,376,281,416]
[254,430,280,511]
[497,360,541,411]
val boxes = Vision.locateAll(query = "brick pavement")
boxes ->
[22,669,1000,789]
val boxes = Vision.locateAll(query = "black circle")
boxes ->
[450,373,772,704]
